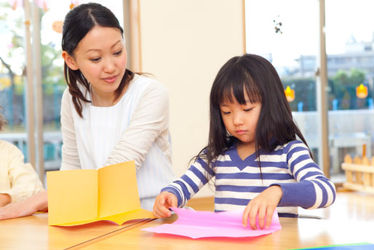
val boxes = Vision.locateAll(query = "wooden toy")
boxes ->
[342,144,374,194]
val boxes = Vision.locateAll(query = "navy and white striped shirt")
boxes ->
[162,140,336,217]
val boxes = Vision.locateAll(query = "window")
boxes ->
[326,0,374,179]
[0,0,124,183]
[245,0,322,165]
[246,0,374,182]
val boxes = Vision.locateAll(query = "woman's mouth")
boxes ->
[103,75,117,83]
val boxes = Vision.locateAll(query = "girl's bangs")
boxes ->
[219,71,261,105]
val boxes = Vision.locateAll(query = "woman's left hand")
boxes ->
[242,185,282,230]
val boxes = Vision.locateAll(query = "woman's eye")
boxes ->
[90,57,101,62]
[222,111,231,115]
[114,50,122,56]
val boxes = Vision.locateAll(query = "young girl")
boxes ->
[153,54,336,229]
[0,109,44,208]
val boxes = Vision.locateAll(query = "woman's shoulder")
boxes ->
[132,74,168,94]
[61,87,73,104]
[126,74,169,107]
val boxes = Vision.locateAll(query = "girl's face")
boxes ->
[63,26,127,101]
[220,91,262,149]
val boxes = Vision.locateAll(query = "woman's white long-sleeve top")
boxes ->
[60,74,174,209]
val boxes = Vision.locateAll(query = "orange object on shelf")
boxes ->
[356,84,368,99]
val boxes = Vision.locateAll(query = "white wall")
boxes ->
[137,0,245,196]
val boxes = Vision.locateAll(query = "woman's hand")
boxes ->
[153,191,177,218]
[0,191,48,220]
[242,185,282,229]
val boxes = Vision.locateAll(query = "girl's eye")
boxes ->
[90,57,101,62]
[114,50,122,56]
[243,107,253,112]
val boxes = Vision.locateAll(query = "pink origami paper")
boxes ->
[142,207,282,239]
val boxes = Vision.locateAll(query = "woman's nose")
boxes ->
[103,58,115,73]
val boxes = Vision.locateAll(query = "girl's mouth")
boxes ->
[236,130,247,134]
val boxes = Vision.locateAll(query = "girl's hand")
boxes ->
[153,191,178,218]
[242,185,282,230]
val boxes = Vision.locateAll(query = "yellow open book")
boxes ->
[47,161,154,226]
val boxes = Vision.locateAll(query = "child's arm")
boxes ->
[6,162,44,203]
[276,141,336,209]
[0,190,48,220]
[158,155,214,208]
[0,194,11,207]
[1,142,44,203]
[153,191,177,218]
[242,185,282,230]
[243,141,336,230]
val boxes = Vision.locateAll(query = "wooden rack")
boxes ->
[342,163,374,194]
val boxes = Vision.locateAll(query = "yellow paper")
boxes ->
[47,161,155,226]
[98,162,140,217]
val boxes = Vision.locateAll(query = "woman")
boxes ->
[0,2,174,219]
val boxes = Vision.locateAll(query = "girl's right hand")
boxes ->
[153,191,177,218]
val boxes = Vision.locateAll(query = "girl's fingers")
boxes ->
[258,206,267,229]
[153,204,170,218]
[168,196,177,207]
[153,193,178,218]
[242,206,250,227]
[153,196,167,217]
[266,207,275,228]
[249,205,258,230]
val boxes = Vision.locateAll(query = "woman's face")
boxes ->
[64,25,127,101]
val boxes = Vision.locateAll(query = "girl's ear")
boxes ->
[62,51,79,70]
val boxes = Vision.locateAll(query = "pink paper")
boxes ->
[142,207,282,239]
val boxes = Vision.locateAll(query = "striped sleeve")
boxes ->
[276,141,336,209]
[161,156,214,207]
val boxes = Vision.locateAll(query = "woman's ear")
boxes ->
[62,51,79,70]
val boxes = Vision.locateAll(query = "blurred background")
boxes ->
[0,0,373,195]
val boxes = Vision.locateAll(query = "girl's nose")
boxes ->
[233,113,243,125]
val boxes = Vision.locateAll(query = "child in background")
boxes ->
[0,108,44,208]
[153,54,336,229]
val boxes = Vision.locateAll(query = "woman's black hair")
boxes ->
[0,106,6,131]
[62,2,134,117]
[203,53,310,166]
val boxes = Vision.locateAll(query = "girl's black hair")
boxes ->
[62,2,134,117]
[203,53,310,166]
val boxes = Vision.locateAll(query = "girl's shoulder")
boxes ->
[277,140,309,154]
[212,146,237,163]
